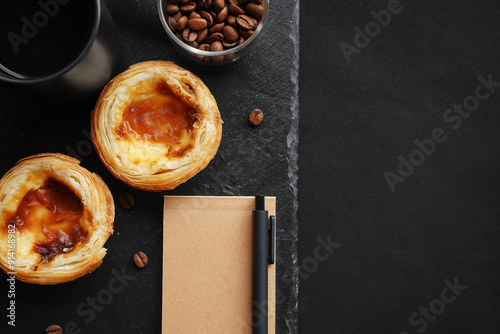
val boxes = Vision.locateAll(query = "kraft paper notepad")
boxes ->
[162,196,276,334]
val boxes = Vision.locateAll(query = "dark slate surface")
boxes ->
[299,0,500,333]
[0,0,299,333]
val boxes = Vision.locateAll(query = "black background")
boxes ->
[1,0,500,333]
[299,0,500,333]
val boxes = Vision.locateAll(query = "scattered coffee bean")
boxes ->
[45,325,62,334]
[164,0,265,61]
[119,192,135,209]
[134,251,148,268]
[249,108,263,125]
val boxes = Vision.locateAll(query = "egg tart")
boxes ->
[0,153,114,284]
[91,61,223,191]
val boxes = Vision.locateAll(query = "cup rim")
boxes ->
[157,0,269,57]
[0,0,102,84]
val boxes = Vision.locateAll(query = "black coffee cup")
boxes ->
[0,0,119,102]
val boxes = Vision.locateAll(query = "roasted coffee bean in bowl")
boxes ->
[158,0,269,65]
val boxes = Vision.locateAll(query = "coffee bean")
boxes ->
[119,192,135,209]
[245,3,264,20]
[180,2,196,13]
[228,4,245,15]
[189,18,208,30]
[206,32,224,43]
[45,325,62,334]
[176,15,189,30]
[222,40,238,48]
[197,28,208,42]
[199,43,211,51]
[208,22,225,33]
[164,0,265,60]
[222,25,239,43]
[237,35,246,45]
[134,251,148,268]
[172,11,182,21]
[214,0,225,10]
[196,43,211,60]
[188,30,198,42]
[189,11,201,19]
[216,6,229,22]
[227,15,237,27]
[166,3,180,15]
[249,108,263,125]
[187,40,199,48]
[182,27,191,41]
[239,27,254,38]
[210,41,224,62]
[168,16,178,30]
[199,11,213,26]
[210,41,224,52]
[236,14,255,30]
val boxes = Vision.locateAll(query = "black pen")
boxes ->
[252,195,275,334]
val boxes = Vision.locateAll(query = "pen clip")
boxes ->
[268,215,275,265]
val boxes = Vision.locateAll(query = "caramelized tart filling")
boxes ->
[6,178,87,259]
[116,79,198,157]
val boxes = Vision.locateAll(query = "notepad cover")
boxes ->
[162,196,276,334]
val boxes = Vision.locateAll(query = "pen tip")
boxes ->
[255,195,265,210]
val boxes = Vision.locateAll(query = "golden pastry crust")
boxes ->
[0,153,114,284]
[91,61,222,191]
